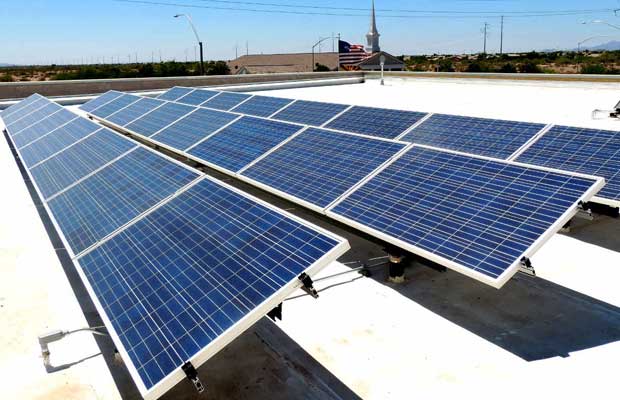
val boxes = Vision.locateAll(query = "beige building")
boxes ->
[228,53,339,74]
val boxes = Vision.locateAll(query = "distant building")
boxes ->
[227,1,403,74]
[228,53,339,75]
[366,0,381,53]
[357,52,405,71]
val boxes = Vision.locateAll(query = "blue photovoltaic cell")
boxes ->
[231,96,293,118]
[1,94,45,124]
[516,125,620,202]
[20,119,101,168]
[271,100,348,126]
[203,92,251,111]
[77,178,343,389]
[7,102,62,135]
[400,114,545,159]
[176,89,220,106]
[13,109,76,149]
[107,97,165,127]
[80,91,124,113]
[48,147,199,254]
[188,116,302,172]
[91,94,140,119]
[242,128,406,208]
[151,108,239,151]
[30,129,137,199]
[126,102,195,137]
[326,106,427,139]
[330,146,598,282]
[157,87,194,101]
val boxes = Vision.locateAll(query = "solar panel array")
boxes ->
[327,146,602,287]
[400,114,546,159]
[85,88,604,290]
[515,125,620,204]
[2,94,349,400]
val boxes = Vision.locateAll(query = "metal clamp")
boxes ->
[519,257,536,276]
[182,361,205,393]
[267,303,283,321]
[298,273,319,299]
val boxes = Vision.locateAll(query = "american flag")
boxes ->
[339,40,369,68]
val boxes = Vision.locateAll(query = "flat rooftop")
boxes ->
[2,76,620,400]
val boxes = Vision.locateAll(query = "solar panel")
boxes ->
[1,94,45,123]
[176,89,220,106]
[400,114,545,160]
[515,125,620,204]
[90,94,141,119]
[202,92,251,111]
[6,102,63,135]
[107,97,165,127]
[326,106,427,139]
[20,118,101,168]
[125,102,195,137]
[328,146,603,288]
[30,129,137,199]
[12,109,76,149]
[271,100,349,126]
[6,95,350,400]
[241,128,407,210]
[47,147,199,255]
[231,96,293,118]
[151,108,239,151]
[187,116,303,173]
[76,177,348,396]
[157,87,195,102]
[80,91,124,113]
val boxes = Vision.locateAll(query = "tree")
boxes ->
[520,62,542,73]
[314,63,330,72]
[581,64,607,74]
[498,63,517,73]
[437,59,455,72]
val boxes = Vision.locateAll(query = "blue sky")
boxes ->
[2,0,620,64]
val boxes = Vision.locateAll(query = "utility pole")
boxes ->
[246,41,249,56]
[482,22,490,54]
[500,16,504,54]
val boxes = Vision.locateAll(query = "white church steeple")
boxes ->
[366,0,381,53]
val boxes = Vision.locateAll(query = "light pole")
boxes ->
[578,35,613,52]
[174,14,205,75]
[581,20,620,31]
[311,36,335,72]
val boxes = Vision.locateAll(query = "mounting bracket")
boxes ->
[576,201,594,221]
[267,303,283,321]
[519,257,536,276]
[298,273,319,298]
[182,361,205,394]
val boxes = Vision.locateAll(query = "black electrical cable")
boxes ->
[112,0,616,19]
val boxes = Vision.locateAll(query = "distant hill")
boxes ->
[577,40,620,51]
[0,63,15,67]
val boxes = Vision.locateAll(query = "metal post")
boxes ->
[500,16,504,54]
[199,42,205,75]
[380,54,385,85]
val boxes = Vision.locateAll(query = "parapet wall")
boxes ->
[0,71,363,100]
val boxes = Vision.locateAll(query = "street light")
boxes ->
[578,35,613,52]
[311,36,335,72]
[581,20,620,31]
[174,14,205,75]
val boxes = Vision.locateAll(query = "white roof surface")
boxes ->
[2,76,620,400]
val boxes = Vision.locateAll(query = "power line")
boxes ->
[112,0,616,19]
[188,0,615,15]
